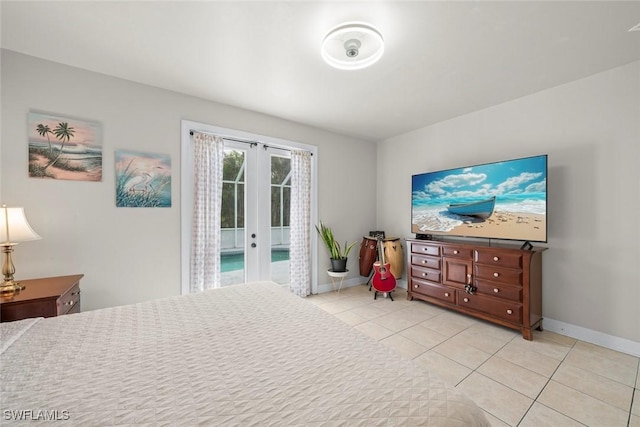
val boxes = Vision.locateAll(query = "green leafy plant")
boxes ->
[316,221,357,260]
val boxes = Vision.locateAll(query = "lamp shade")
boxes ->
[1,206,42,244]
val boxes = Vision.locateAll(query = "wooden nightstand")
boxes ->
[0,274,83,322]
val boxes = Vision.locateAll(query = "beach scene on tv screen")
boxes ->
[411,156,547,242]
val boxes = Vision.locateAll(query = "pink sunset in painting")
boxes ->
[28,111,102,181]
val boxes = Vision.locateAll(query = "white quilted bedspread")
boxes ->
[1,282,489,426]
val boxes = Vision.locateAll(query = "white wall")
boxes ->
[0,50,377,310]
[377,61,640,349]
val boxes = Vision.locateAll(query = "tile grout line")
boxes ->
[315,286,639,426]
[513,338,582,426]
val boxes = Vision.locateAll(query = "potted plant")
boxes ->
[316,221,357,272]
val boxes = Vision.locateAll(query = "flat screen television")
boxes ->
[411,154,547,243]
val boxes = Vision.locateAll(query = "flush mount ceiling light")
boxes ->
[321,22,384,70]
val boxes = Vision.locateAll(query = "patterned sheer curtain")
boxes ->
[289,150,311,297]
[190,132,224,293]
[289,150,312,297]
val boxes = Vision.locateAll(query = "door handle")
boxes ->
[251,243,257,248]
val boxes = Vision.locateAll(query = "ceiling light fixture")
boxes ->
[321,22,384,70]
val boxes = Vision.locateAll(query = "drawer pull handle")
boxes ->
[493,288,499,293]
[466,274,472,285]
[453,250,459,254]
[506,309,513,315]
[65,300,74,306]
[493,272,499,278]
[72,290,81,296]
[414,285,419,289]
[444,292,450,297]
[422,272,428,277]
[422,260,428,264]
[463,297,469,303]
[493,256,499,261]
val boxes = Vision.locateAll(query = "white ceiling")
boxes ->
[2,1,639,142]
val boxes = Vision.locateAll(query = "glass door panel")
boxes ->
[219,144,292,286]
[269,153,291,285]
[220,147,246,286]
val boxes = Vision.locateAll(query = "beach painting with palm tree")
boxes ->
[28,111,102,181]
[115,150,172,208]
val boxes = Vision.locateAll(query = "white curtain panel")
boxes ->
[289,150,312,297]
[190,132,224,293]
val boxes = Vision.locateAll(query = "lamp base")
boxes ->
[0,279,25,294]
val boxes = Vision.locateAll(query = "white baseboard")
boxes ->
[544,318,640,357]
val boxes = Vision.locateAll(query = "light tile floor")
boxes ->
[306,284,640,427]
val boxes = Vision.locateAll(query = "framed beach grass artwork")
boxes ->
[28,111,102,181]
[115,150,172,208]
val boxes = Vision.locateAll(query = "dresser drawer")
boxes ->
[475,279,522,302]
[442,245,473,259]
[475,264,523,285]
[411,279,455,304]
[411,243,440,257]
[475,249,523,269]
[411,265,441,283]
[58,283,81,315]
[457,291,523,323]
[411,254,441,270]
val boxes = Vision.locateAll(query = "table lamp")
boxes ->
[0,205,42,294]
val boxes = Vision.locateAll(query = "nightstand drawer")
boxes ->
[0,275,83,322]
[58,283,81,315]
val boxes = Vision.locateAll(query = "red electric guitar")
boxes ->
[372,238,397,300]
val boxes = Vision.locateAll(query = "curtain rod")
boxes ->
[189,130,312,155]
[189,130,257,145]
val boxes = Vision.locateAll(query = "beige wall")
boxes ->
[377,61,640,347]
[0,50,376,310]
[3,48,638,352]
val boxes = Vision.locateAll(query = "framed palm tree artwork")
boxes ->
[115,150,172,208]
[28,111,102,181]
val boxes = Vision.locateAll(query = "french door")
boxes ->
[220,141,291,286]
[181,120,317,295]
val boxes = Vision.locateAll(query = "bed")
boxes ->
[1,282,490,426]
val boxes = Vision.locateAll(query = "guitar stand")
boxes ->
[373,290,394,301]
[367,270,374,291]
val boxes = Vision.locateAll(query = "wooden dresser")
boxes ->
[407,239,544,340]
[0,274,83,322]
